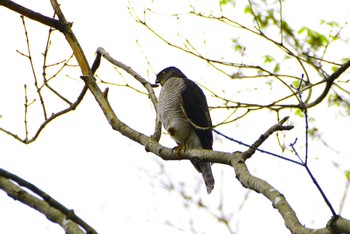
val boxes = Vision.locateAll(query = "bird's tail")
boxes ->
[192,161,215,194]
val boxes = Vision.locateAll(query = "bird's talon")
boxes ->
[172,145,185,159]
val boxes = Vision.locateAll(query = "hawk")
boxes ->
[155,66,215,194]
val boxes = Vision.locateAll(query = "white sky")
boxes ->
[0,0,349,233]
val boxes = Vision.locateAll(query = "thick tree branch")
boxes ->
[230,152,335,234]
[0,168,97,234]
[329,216,350,234]
[0,176,84,234]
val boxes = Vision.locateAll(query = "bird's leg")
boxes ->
[167,127,185,159]
[172,144,185,159]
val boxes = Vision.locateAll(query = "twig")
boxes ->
[214,128,301,165]
[20,15,48,120]
[247,0,262,31]
[339,174,350,215]
[278,0,283,44]
[213,109,252,127]
[289,77,337,217]
[41,17,75,106]
[0,83,87,144]
[24,84,29,142]
[244,116,294,158]
[290,139,337,217]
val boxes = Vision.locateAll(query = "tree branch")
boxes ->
[0,85,88,144]
[306,59,350,108]
[0,174,85,234]
[94,47,162,141]
[243,116,293,159]
[0,0,64,31]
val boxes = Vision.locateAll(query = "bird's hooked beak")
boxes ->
[152,78,161,88]
[151,83,159,88]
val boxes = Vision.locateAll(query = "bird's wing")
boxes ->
[180,78,213,150]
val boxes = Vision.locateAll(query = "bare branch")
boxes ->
[231,152,334,234]
[290,84,337,217]
[0,168,97,234]
[96,47,158,110]
[20,15,48,120]
[213,128,302,165]
[306,59,350,108]
[0,84,88,144]
[0,0,64,31]
[23,84,29,141]
[243,116,293,159]
[95,47,162,142]
[0,175,84,234]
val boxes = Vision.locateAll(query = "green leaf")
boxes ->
[298,27,307,34]
[295,109,304,117]
[292,80,301,89]
[308,127,319,138]
[281,21,294,37]
[234,44,243,52]
[263,55,274,63]
[298,26,329,49]
[265,79,272,87]
[331,66,338,73]
[244,6,253,15]
[220,0,229,5]
[320,20,340,27]
[273,63,280,73]
[328,94,341,107]
[345,171,350,181]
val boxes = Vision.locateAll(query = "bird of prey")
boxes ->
[155,66,215,194]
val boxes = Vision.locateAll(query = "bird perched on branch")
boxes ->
[155,66,215,194]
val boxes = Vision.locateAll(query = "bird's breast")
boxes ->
[158,78,202,148]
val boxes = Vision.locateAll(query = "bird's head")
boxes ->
[155,66,187,86]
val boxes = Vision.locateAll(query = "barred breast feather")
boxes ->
[158,77,201,147]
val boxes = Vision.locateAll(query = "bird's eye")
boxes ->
[161,71,166,76]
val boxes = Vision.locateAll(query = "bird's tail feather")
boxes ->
[192,161,215,194]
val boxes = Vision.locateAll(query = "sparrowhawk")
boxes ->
[155,66,215,194]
